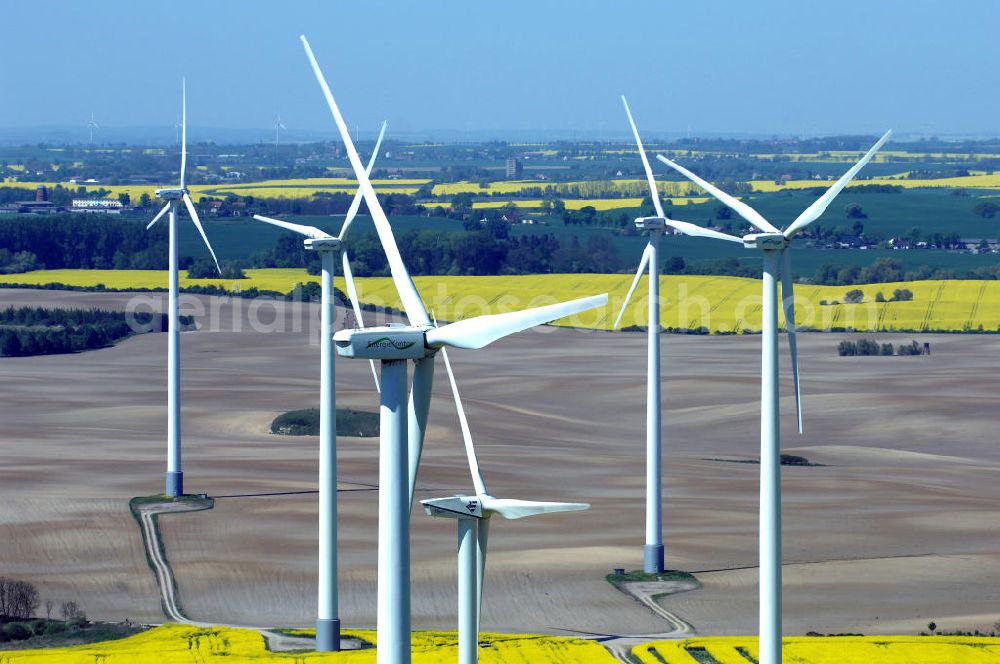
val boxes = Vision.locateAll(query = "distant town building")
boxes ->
[505,158,523,179]
[70,199,124,214]
[0,185,64,214]
[0,200,63,214]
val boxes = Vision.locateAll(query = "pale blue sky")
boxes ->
[1,0,996,138]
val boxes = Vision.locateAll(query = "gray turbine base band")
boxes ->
[644,544,665,573]
[165,470,183,497]
[316,618,341,652]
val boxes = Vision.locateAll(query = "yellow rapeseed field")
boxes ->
[3,271,998,334]
[463,197,708,210]
[750,172,1000,192]
[634,636,1000,663]
[0,624,613,663]
[7,626,1000,662]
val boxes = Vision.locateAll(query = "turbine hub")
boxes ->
[334,324,434,360]
[155,187,186,200]
[742,232,787,251]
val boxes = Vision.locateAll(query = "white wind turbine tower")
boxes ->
[652,130,891,664]
[422,347,588,664]
[145,77,222,498]
[614,97,743,573]
[250,120,387,652]
[297,33,608,663]
[87,112,99,145]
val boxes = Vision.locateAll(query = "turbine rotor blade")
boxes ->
[783,130,893,239]
[665,218,743,243]
[300,35,430,327]
[253,213,331,240]
[613,244,651,330]
[441,347,488,496]
[340,249,379,392]
[339,120,388,241]
[479,496,590,520]
[780,250,803,433]
[621,96,664,219]
[146,202,171,230]
[182,193,221,275]
[655,154,779,234]
[180,77,187,188]
[424,294,608,350]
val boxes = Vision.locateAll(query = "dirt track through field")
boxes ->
[134,499,323,652]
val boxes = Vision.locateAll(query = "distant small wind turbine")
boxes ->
[422,347,588,664]
[274,113,286,150]
[145,77,222,498]
[87,112,99,145]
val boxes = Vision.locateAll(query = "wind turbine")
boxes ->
[652,130,892,664]
[274,113,287,162]
[297,33,608,663]
[422,347,588,664]
[145,77,222,498]
[87,112,99,145]
[614,97,742,574]
[274,113,286,149]
[250,119,387,653]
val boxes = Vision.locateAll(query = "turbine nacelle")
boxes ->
[422,496,484,520]
[305,237,341,251]
[334,324,434,360]
[742,232,789,251]
[634,216,668,231]
[422,494,589,521]
[155,187,186,201]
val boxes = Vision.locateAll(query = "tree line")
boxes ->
[838,339,926,357]
[0,214,169,270]
[0,306,181,357]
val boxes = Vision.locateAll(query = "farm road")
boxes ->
[133,499,329,653]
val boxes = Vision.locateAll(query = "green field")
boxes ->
[3,269,998,333]
[168,187,1000,279]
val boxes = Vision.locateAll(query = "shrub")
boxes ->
[2,622,32,641]
[875,291,886,302]
[271,408,379,437]
[891,288,913,302]
[838,340,857,356]
[973,201,999,218]
[881,343,895,356]
[43,621,68,635]
[856,338,880,356]
[897,340,923,356]
[844,289,865,304]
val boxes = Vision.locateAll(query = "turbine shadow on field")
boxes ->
[212,484,378,499]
